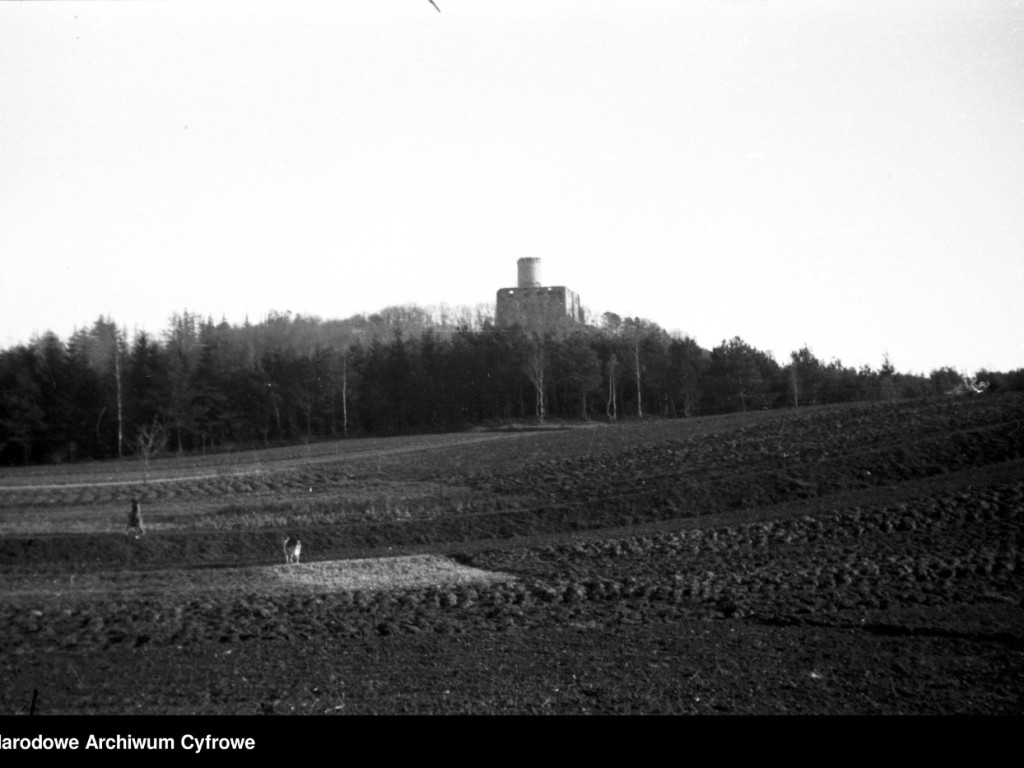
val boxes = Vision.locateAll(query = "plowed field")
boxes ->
[1,395,1022,715]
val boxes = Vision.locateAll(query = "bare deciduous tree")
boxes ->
[521,335,548,423]
[136,418,166,481]
[606,353,619,421]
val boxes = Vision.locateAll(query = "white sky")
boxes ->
[2,0,1022,375]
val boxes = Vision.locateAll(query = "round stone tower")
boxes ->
[517,258,542,288]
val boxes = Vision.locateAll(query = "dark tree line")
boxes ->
[2,307,1021,466]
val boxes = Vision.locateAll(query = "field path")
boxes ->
[0,429,549,492]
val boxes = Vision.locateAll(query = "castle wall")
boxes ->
[494,257,584,332]
[495,285,584,330]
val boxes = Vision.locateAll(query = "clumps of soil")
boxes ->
[1,395,1023,714]
[2,479,1019,659]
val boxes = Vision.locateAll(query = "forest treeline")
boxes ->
[2,305,1022,466]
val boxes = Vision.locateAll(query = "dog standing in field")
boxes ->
[127,498,144,537]
[284,535,302,564]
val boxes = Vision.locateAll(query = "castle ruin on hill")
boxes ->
[494,258,584,332]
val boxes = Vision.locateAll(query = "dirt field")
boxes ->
[0,395,1022,715]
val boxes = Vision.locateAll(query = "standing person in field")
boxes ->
[284,535,301,564]
[128,498,144,536]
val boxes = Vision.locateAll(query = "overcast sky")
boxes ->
[2,0,1022,375]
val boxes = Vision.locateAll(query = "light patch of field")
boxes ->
[268,555,514,591]
[0,555,514,602]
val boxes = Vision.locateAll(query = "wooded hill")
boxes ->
[2,305,1021,466]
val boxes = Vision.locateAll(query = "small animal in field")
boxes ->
[127,498,144,537]
[283,536,302,564]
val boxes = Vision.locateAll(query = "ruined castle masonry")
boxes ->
[495,258,584,331]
